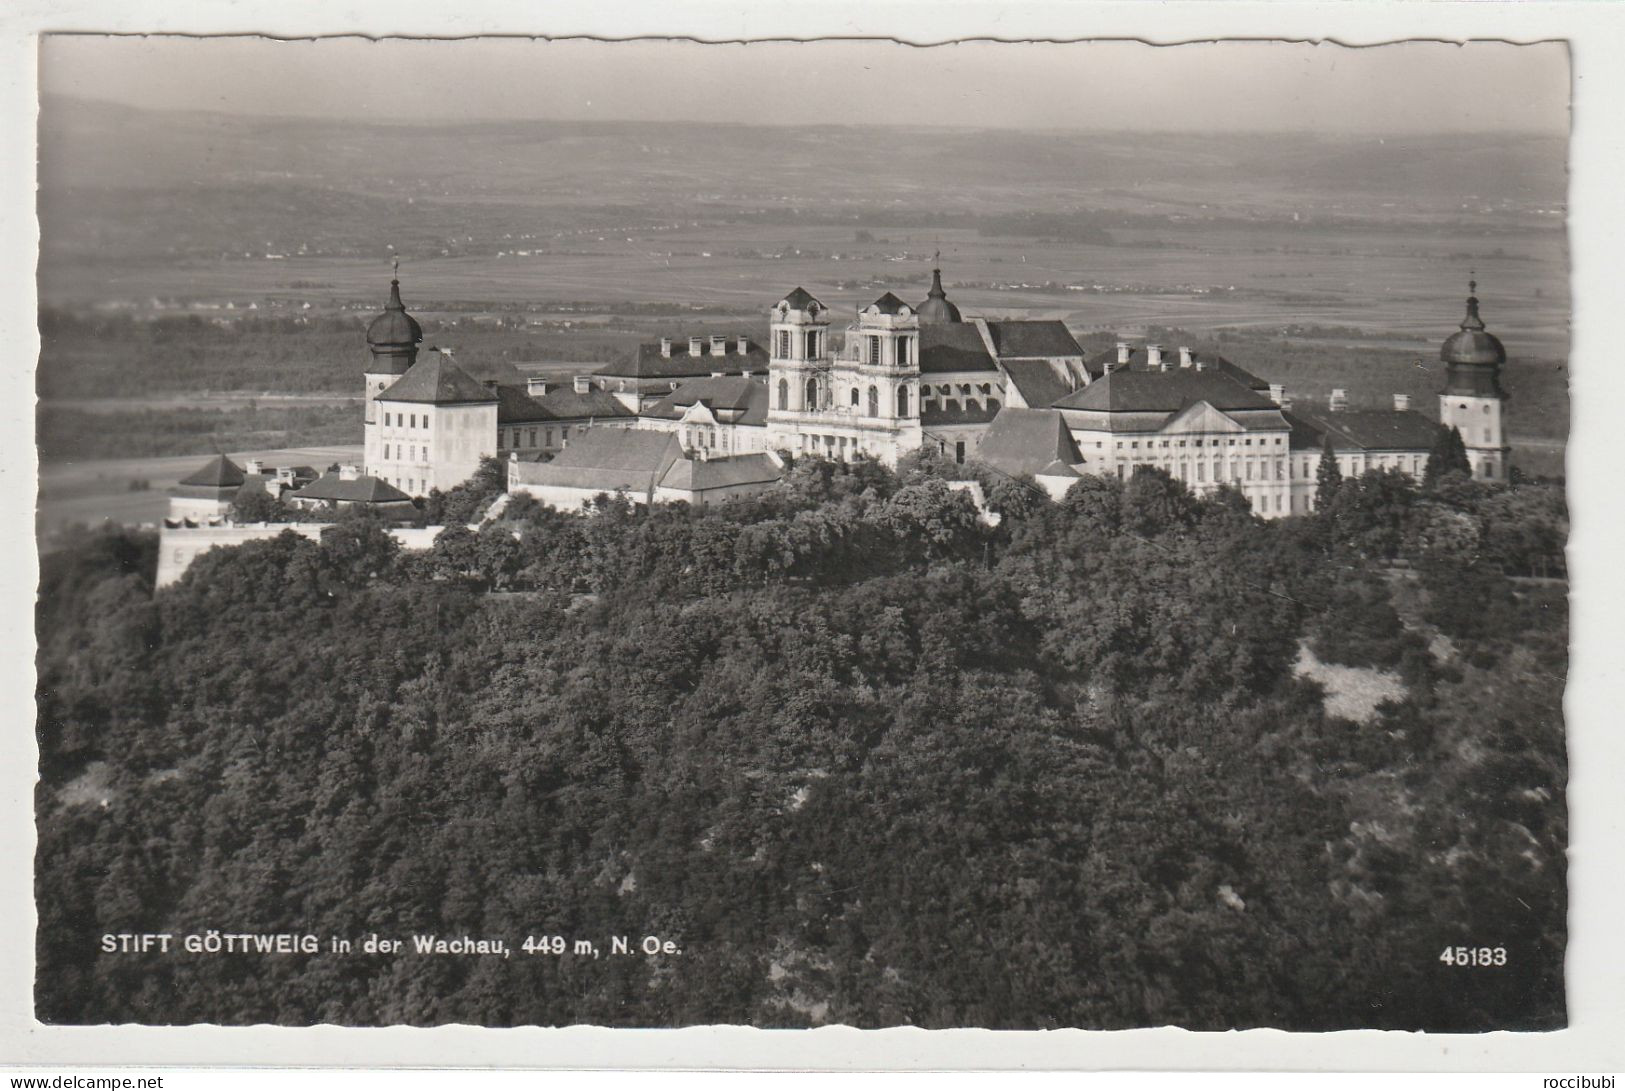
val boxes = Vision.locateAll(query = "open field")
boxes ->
[38,444,363,542]
[36,99,1571,497]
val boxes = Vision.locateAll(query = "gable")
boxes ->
[1164,401,1245,435]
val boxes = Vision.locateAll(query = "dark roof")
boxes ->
[866,292,910,315]
[1085,349,1271,391]
[379,356,500,405]
[514,429,684,496]
[178,454,246,488]
[598,339,769,381]
[919,323,998,374]
[780,286,822,311]
[1288,408,1442,453]
[494,384,635,424]
[455,357,526,388]
[983,320,1083,359]
[366,280,424,349]
[976,409,1084,478]
[292,473,413,504]
[1441,289,1507,366]
[1001,358,1078,408]
[641,375,768,426]
[921,399,1002,426]
[658,453,783,492]
[1053,367,1278,413]
[916,268,963,324]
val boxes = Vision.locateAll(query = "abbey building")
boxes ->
[161,264,1511,561]
[342,265,1508,518]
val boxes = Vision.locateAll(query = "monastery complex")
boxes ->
[156,264,1512,585]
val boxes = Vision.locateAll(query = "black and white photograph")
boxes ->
[18,12,1601,1062]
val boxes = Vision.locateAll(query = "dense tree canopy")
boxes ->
[35,456,1567,1030]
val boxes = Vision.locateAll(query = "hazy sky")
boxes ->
[40,35,1568,133]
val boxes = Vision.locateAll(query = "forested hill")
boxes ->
[36,455,1567,1029]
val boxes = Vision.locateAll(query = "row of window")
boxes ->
[683,425,741,452]
[1117,436,1285,450]
[779,378,912,417]
[499,425,570,449]
[382,411,429,430]
[775,330,824,360]
[381,444,426,463]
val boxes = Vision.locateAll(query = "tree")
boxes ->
[424,456,509,525]
[1314,435,1342,512]
[1121,465,1198,537]
[317,511,401,586]
[228,484,288,524]
[1424,425,1473,487]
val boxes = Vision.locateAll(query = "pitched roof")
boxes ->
[866,292,910,315]
[1085,349,1271,391]
[494,384,635,424]
[1288,408,1442,453]
[379,355,500,405]
[658,452,784,493]
[975,408,1085,478]
[919,323,998,374]
[292,474,413,504]
[178,454,246,488]
[456,357,527,388]
[781,286,822,311]
[511,429,684,496]
[983,319,1083,359]
[1053,367,1278,414]
[641,375,769,426]
[1001,358,1078,408]
[598,338,769,381]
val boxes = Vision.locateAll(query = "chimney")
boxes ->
[1268,383,1285,406]
[527,377,549,396]
[339,463,361,481]
[244,458,263,475]
[689,336,702,357]
[711,334,727,355]
[1194,358,1206,372]
[573,375,591,394]
[660,336,673,358]
[1147,344,1163,371]
[1179,346,1193,368]
[737,335,749,355]
[1330,388,1348,412]
[1393,393,1410,412]
[1116,341,1130,367]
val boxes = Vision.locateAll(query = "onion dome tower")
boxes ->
[1438,277,1510,482]
[915,255,963,325]
[363,260,424,425]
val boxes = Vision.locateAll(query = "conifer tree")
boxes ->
[1424,425,1473,487]
[1314,434,1343,512]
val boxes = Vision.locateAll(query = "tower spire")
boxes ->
[1460,271,1485,331]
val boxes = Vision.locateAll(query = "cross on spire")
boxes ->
[393,256,400,279]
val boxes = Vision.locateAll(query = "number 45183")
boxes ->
[1440,946,1507,967]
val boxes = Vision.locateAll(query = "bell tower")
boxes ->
[767,286,832,415]
[363,260,424,426]
[1438,277,1511,482]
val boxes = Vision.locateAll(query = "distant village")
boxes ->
[156,262,1512,587]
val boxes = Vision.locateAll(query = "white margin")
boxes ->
[2,0,1620,1073]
